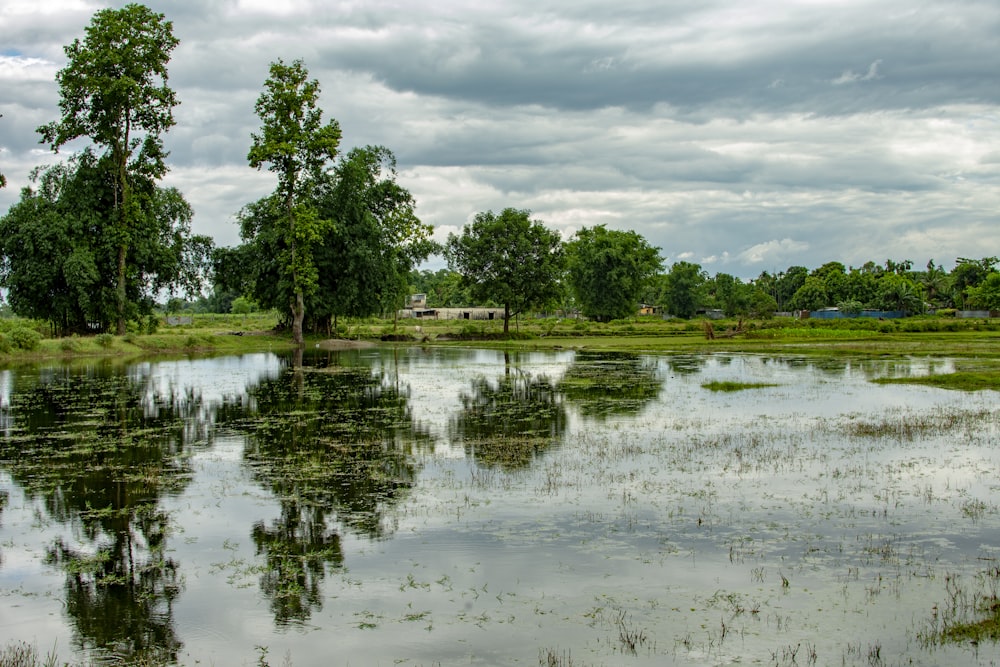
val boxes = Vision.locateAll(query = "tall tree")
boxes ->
[247,58,342,345]
[0,151,210,335]
[446,208,565,334]
[38,4,180,335]
[966,272,1000,311]
[312,146,435,327]
[565,225,662,322]
[662,261,706,318]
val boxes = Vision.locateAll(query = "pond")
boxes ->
[0,347,998,666]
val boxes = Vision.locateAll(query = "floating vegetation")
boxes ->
[873,370,1000,391]
[920,567,1000,646]
[701,380,778,392]
[1,349,999,665]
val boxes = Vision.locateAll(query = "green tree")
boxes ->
[762,266,807,311]
[918,260,952,309]
[748,288,778,319]
[565,225,662,322]
[709,272,755,317]
[38,4,180,335]
[446,208,565,334]
[236,145,434,332]
[311,146,436,327]
[964,272,1000,311]
[951,257,998,308]
[874,273,923,313]
[0,151,208,335]
[662,261,706,318]
[789,276,829,311]
[845,267,879,308]
[247,58,342,345]
[811,262,848,305]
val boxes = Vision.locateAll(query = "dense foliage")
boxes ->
[445,208,565,333]
[0,151,210,335]
[565,225,662,322]
[233,146,434,333]
[37,3,181,335]
[246,58,342,345]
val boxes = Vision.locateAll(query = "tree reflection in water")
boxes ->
[234,353,426,625]
[450,353,566,470]
[0,367,197,664]
[559,352,664,419]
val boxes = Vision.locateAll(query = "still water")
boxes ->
[0,347,997,666]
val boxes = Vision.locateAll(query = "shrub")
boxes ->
[60,337,79,352]
[9,327,41,351]
[0,333,11,354]
[95,333,114,348]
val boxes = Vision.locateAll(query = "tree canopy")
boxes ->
[446,208,565,333]
[565,225,662,322]
[37,3,180,334]
[247,58,342,345]
[0,151,210,334]
[234,146,432,332]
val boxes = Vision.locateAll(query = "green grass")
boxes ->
[873,371,1000,392]
[701,381,779,392]
[3,312,1000,368]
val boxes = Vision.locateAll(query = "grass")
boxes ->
[921,568,1000,647]
[701,381,779,392]
[874,370,1000,391]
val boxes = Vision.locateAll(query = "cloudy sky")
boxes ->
[2,0,999,279]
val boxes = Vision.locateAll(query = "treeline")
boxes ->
[0,5,433,340]
[2,5,998,341]
[412,250,1000,324]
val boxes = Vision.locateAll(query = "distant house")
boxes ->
[408,293,427,309]
[638,304,662,316]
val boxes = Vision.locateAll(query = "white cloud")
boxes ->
[833,59,883,85]
[738,239,810,265]
[1,1,998,280]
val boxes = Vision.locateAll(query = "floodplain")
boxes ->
[0,344,998,666]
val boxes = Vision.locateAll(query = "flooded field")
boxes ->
[0,347,998,666]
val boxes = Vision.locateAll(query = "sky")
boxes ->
[1,0,999,280]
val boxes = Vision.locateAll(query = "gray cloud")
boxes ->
[2,0,999,278]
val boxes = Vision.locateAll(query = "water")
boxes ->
[0,348,997,666]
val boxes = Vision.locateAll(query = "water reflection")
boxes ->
[450,354,566,469]
[230,354,428,624]
[559,352,663,419]
[0,366,197,663]
[0,349,987,666]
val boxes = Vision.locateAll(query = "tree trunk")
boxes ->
[503,303,510,334]
[116,242,127,335]
[292,290,305,346]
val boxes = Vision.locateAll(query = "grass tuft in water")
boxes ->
[701,381,778,392]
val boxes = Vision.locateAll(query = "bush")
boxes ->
[60,337,80,352]
[9,327,41,351]
[0,333,11,354]
[95,333,114,348]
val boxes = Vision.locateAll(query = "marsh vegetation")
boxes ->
[0,347,998,665]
